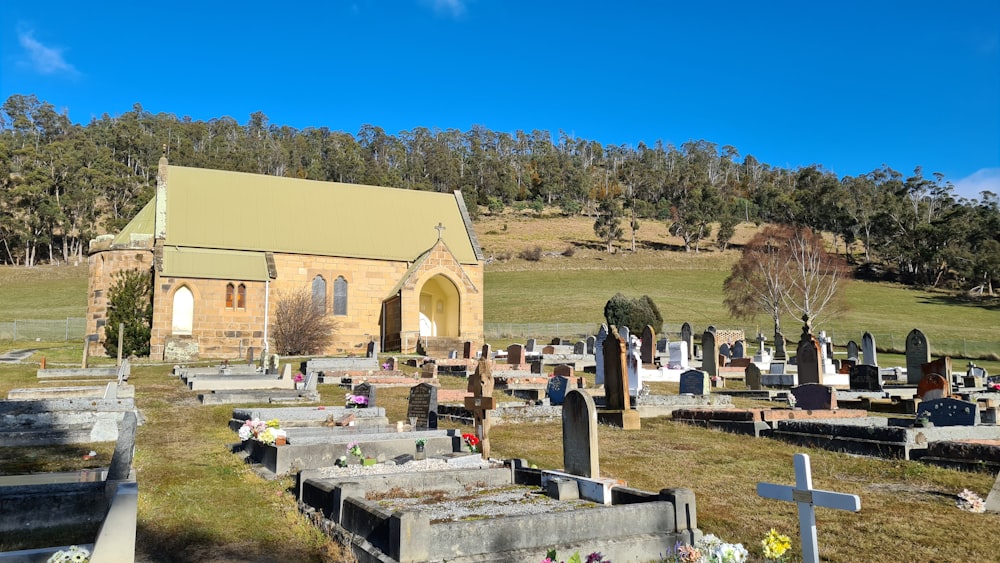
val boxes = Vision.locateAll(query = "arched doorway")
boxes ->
[418,275,460,337]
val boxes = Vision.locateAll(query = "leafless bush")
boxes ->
[561,245,576,257]
[270,288,338,355]
[518,246,543,262]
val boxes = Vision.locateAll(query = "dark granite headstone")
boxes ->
[861,332,877,366]
[790,383,837,410]
[586,336,596,355]
[905,328,931,384]
[547,376,571,405]
[701,331,719,377]
[463,341,473,359]
[641,325,655,364]
[562,389,599,478]
[732,341,745,359]
[352,382,376,407]
[796,332,821,385]
[846,340,859,361]
[849,364,882,391]
[679,369,711,396]
[680,322,693,359]
[574,341,586,355]
[407,383,438,429]
[508,344,526,365]
[745,363,762,390]
[916,397,978,427]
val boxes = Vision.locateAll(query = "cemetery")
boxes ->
[5,313,1000,562]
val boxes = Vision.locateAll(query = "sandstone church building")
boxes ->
[86,154,485,361]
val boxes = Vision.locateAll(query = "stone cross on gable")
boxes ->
[435,222,446,240]
[465,356,495,459]
[757,453,861,563]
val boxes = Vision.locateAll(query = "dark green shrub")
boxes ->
[603,292,663,334]
[104,268,153,358]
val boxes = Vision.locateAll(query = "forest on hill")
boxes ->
[1,93,998,293]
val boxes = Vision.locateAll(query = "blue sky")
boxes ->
[3,1,998,200]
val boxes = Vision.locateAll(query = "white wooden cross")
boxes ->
[756,453,861,563]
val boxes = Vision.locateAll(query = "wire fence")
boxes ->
[0,318,87,342]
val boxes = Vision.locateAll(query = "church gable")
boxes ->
[398,240,479,295]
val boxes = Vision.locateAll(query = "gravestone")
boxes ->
[526,338,536,353]
[707,325,716,333]
[352,382,376,407]
[466,356,496,459]
[791,383,837,410]
[407,383,438,429]
[640,325,655,365]
[303,371,318,391]
[915,397,978,427]
[861,332,877,367]
[839,358,856,374]
[625,334,642,398]
[107,411,138,481]
[656,338,669,354]
[508,344,527,366]
[986,472,1000,513]
[719,343,732,360]
[846,341,859,361]
[586,335,596,355]
[385,356,398,370]
[679,369,711,396]
[756,332,767,354]
[551,337,561,345]
[773,330,787,360]
[574,340,586,355]
[732,341,745,359]
[922,357,952,382]
[757,454,861,563]
[769,361,786,375]
[562,389,599,478]
[849,364,882,391]
[598,325,640,429]
[594,324,608,386]
[366,340,380,358]
[916,373,949,401]
[745,363,762,391]
[701,331,719,377]
[553,364,575,379]
[796,329,822,385]
[667,342,688,369]
[463,341,474,359]
[680,322,694,359]
[905,329,931,384]
[547,375,571,405]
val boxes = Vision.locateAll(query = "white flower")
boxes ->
[238,426,252,441]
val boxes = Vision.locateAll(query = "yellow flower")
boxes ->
[761,528,791,560]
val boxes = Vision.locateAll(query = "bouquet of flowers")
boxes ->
[664,535,747,563]
[238,418,283,444]
[47,545,90,563]
[761,529,791,561]
[540,550,607,563]
[294,372,304,383]
[347,440,364,460]
[462,433,480,453]
[957,488,985,513]
[345,393,369,408]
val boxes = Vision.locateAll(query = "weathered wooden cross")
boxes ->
[757,453,861,563]
[465,344,495,459]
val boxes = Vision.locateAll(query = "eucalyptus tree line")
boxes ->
[1,93,997,294]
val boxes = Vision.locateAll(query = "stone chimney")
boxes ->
[154,146,168,240]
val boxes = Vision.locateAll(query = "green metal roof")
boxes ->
[161,246,270,281]
[163,166,482,264]
[112,198,155,245]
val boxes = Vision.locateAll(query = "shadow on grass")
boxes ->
[917,293,1000,310]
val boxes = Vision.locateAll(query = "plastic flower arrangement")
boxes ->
[540,550,608,563]
[664,535,747,563]
[462,433,480,453]
[47,545,90,563]
[345,393,369,408]
[347,440,364,460]
[989,382,1000,392]
[238,418,283,444]
[761,529,791,561]
[957,489,986,513]
[294,372,304,383]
